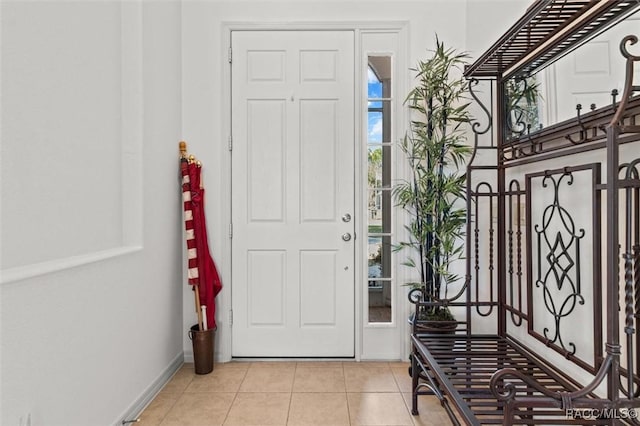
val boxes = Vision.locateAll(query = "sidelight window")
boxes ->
[366,57,393,323]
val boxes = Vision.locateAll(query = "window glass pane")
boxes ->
[368,236,382,279]
[382,189,391,233]
[367,101,391,143]
[368,111,382,143]
[367,235,391,279]
[367,56,392,324]
[368,189,392,233]
[367,145,391,187]
[367,67,382,99]
[368,281,392,322]
[367,191,382,233]
[368,56,392,97]
[367,147,383,188]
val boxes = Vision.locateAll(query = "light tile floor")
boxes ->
[138,361,450,426]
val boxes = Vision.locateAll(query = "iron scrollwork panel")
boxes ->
[526,163,602,373]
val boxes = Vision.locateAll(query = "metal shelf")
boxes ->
[464,0,640,79]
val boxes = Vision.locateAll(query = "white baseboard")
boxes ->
[113,352,184,426]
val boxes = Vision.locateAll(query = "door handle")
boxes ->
[342,233,352,242]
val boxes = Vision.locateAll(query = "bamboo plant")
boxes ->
[394,37,472,322]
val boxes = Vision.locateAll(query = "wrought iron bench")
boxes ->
[409,2,640,424]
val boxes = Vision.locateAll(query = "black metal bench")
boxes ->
[411,332,615,425]
[408,3,640,424]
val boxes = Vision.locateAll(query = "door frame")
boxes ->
[219,21,409,362]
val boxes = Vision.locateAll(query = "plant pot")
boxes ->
[408,314,458,380]
[408,312,458,334]
[414,320,458,334]
[189,324,215,375]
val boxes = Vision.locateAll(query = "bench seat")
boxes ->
[410,334,612,425]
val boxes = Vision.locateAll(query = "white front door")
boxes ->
[231,30,355,357]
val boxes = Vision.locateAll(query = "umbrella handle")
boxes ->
[194,285,204,331]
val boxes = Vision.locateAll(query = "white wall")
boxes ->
[1,2,184,425]
[180,0,532,362]
[465,0,531,60]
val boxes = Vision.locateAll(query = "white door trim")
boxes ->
[219,21,409,363]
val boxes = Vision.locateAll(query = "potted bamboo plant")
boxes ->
[394,37,472,331]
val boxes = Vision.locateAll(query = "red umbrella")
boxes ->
[180,141,222,331]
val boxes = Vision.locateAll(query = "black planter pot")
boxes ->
[408,312,458,334]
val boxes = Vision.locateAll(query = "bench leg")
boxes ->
[411,352,461,424]
[411,353,419,415]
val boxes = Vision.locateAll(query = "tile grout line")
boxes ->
[342,362,353,426]
[220,366,248,426]
[388,362,418,424]
[284,362,299,425]
[159,366,194,426]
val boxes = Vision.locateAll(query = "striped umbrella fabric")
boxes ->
[180,154,204,330]
[180,142,222,331]
[188,159,222,330]
[181,157,200,285]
